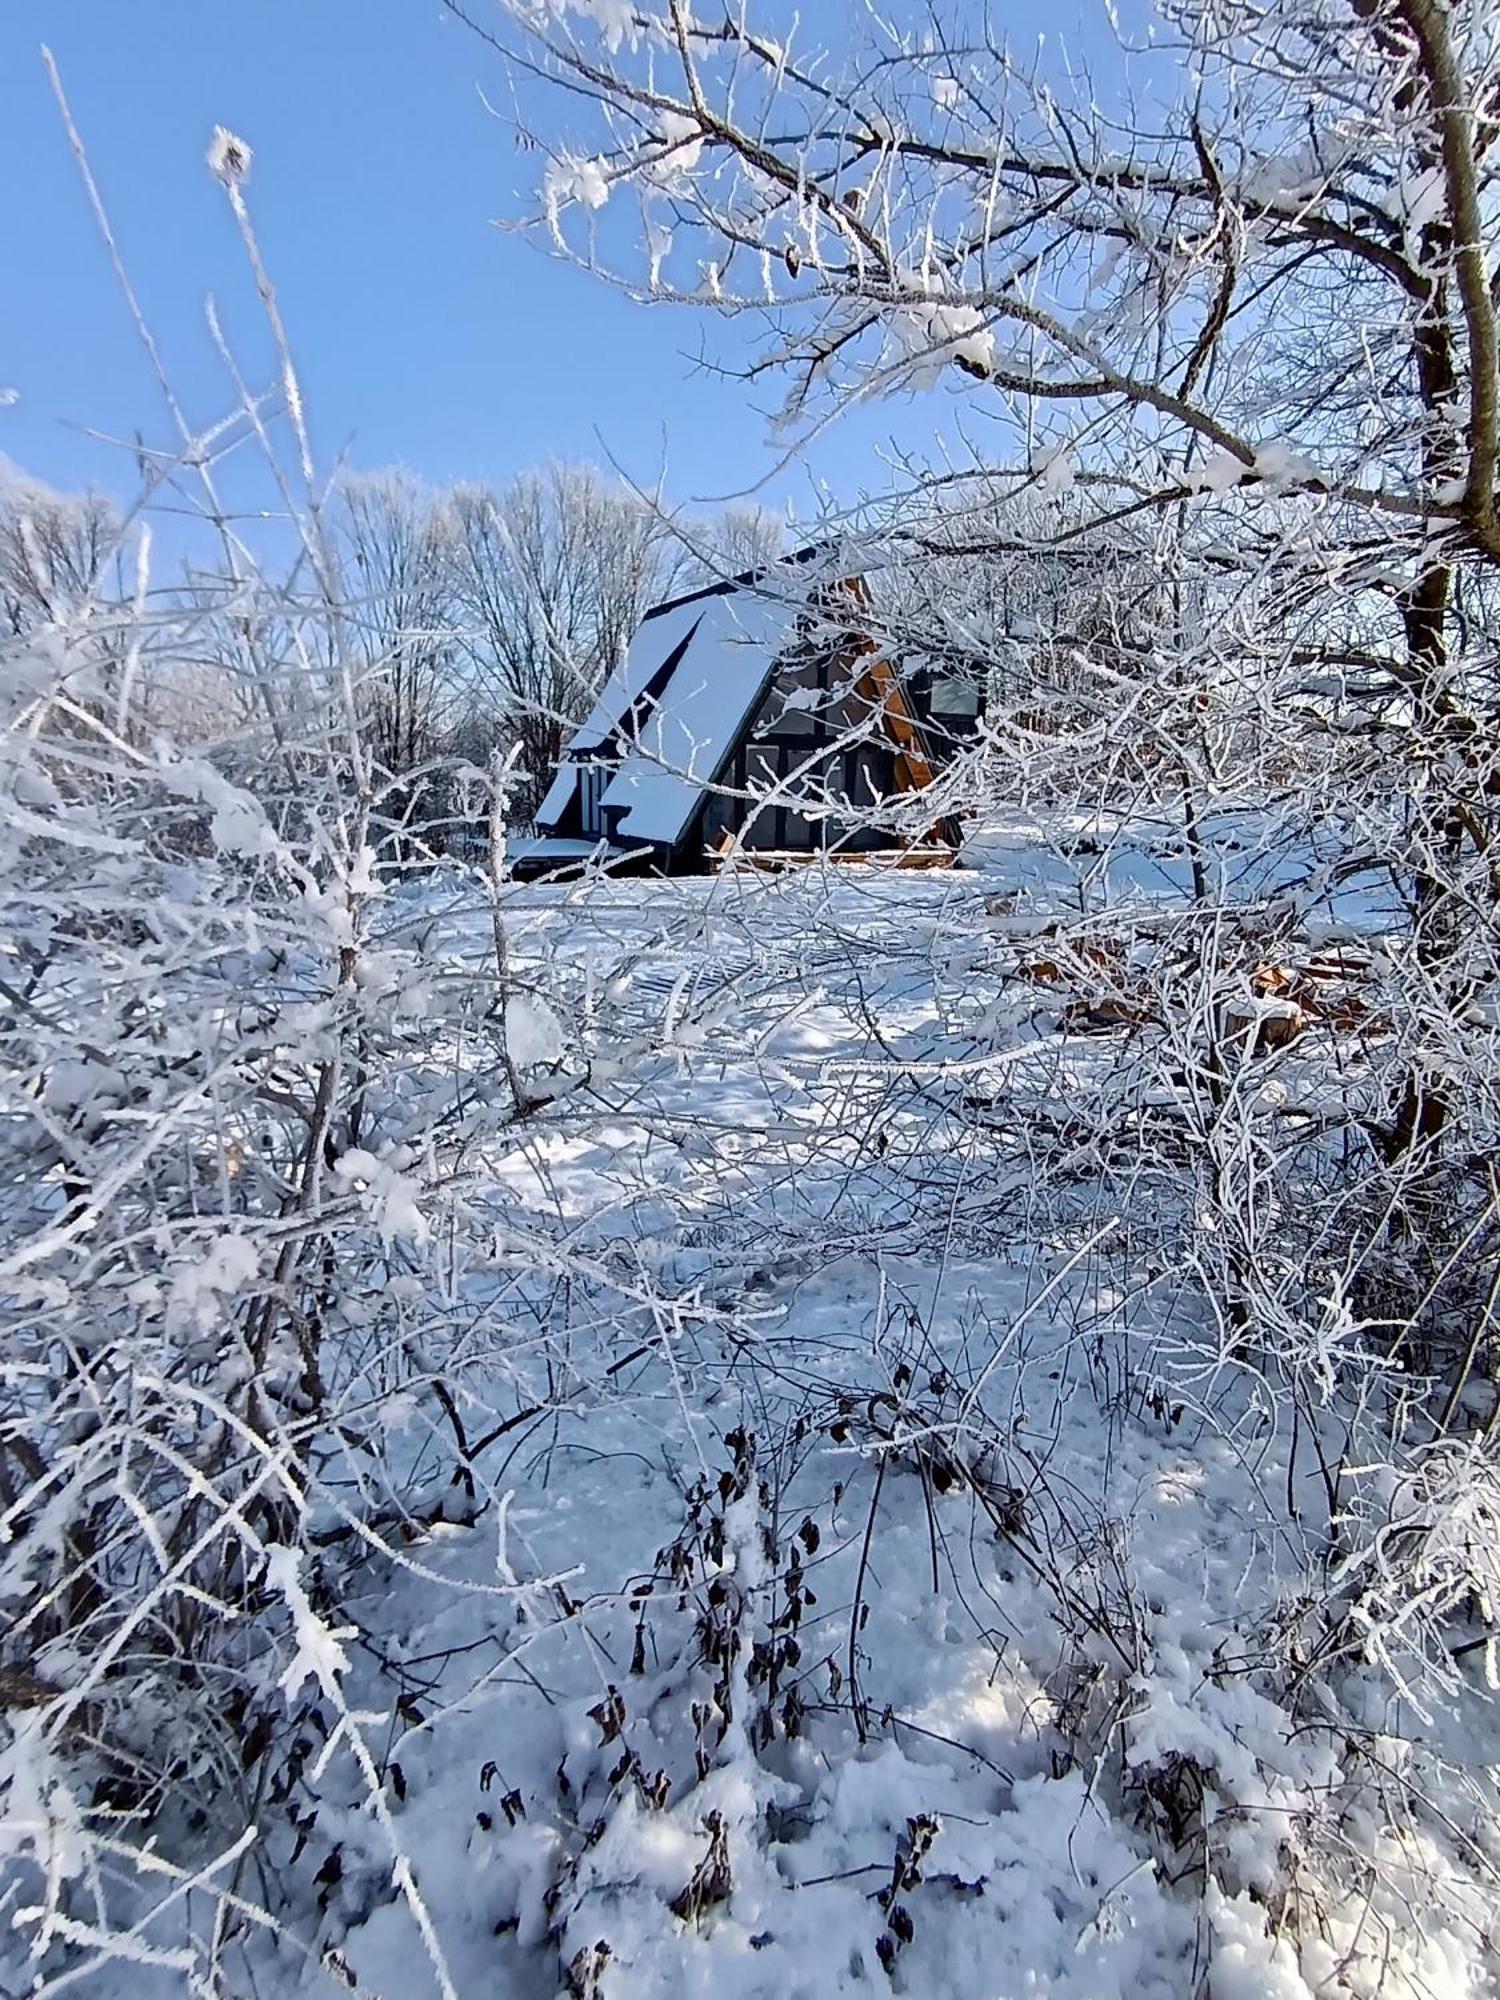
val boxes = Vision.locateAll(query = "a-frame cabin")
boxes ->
[525,552,978,874]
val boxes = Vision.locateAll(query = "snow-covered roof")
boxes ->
[599,586,799,847]
[536,550,854,850]
[533,761,579,828]
[568,588,719,755]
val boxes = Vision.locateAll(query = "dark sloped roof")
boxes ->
[638,540,842,625]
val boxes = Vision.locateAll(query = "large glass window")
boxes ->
[926,674,982,720]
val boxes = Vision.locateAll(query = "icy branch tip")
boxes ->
[207,126,252,184]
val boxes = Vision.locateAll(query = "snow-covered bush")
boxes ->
[0,118,661,1993]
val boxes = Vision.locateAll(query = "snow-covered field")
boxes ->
[6,821,1499,2000]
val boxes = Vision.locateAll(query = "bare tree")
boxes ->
[327,464,786,837]
[337,468,461,845]
[339,467,459,770]
[446,462,683,816]
[476,0,1500,1190]
[0,481,116,637]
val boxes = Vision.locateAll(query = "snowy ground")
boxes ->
[8,815,1499,1999]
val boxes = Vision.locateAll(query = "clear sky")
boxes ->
[0,1,1092,519]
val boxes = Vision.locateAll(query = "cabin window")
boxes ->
[927,675,982,720]
[577,762,608,837]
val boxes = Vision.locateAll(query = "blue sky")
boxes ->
[1,1,1091,520]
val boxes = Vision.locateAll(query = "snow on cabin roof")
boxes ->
[533,759,578,830]
[600,586,801,848]
[568,587,714,756]
[569,546,844,760]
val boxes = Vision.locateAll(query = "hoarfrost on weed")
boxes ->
[264,1546,354,1703]
[0,1716,86,1887]
[889,301,997,387]
[343,842,381,897]
[646,216,674,288]
[779,684,826,712]
[42,1055,127,1117]
[206,124,252,183]
[537,0,637,53]
[160,753,282,861]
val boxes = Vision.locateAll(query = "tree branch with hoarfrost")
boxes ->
[421,1,1500,1991]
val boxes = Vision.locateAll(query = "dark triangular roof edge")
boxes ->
[639,540,847,625]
